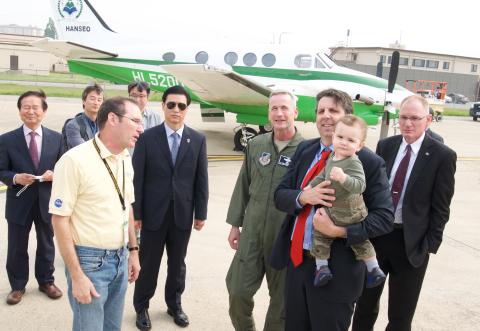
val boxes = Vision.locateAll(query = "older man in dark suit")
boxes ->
[352,95,456,331]
[271,89,394,331]
[0,90,63,305]
[132,85,209,330]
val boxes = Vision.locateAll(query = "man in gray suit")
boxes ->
[64,84,103,150]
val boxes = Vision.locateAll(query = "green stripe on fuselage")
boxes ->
[67,59,383,126]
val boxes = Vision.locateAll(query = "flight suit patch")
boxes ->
[259,152,271,166]
[278,155,292,167]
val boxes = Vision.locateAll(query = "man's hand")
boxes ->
[313,208,346,238]
[40,170,54,182]
[193,219,205,231]
[71,273,100,304]
[134,220,142,230]
[298,180,335,207]
[329,167,347,184]
[228,226,241,250]
[14,173,36,186]
[128,251,140,283]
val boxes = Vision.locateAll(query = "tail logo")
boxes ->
[58,0,84,19]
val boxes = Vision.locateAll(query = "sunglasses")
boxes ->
[166,101,187,111]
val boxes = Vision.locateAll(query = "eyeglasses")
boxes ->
[117,114,143,126]
[166,101,187,111]
[399,115,426,123]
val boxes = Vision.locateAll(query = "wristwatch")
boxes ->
[128,246,139,251]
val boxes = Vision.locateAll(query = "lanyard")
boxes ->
[93,138,126,211]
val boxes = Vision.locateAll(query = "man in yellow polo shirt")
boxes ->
[49,97,143,331]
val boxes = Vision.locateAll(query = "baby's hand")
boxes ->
[329,167,347,183]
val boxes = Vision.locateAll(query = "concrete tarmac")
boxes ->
[0,95,479,330]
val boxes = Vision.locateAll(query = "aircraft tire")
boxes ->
[234,127,258,152]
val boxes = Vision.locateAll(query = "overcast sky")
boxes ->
[2,0,478,57]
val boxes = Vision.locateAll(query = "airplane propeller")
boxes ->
[379,51,400,139]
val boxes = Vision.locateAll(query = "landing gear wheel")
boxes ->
[474,116,478,121]
[234,127,258,151]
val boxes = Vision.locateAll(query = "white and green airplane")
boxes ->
[37,0,412,149]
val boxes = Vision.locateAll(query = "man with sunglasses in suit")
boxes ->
[133,85,209,330]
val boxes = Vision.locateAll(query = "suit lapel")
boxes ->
[385,136,403,178]
[156,123,174,169]
[175,126,191,168]
[405,136,433,193]
[297,141,320,188]
[38,126,50,172]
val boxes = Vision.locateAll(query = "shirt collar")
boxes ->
[93,133,129,161]
[83,114,96,127]
[401,131,425,156]
[317,140,333,156]
[23,125,43,137]
[164,122,184,138]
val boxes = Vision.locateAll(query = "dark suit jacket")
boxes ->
[426,128,444,143]
[0,126,62,225]
[376,134,456,267]
[271,138,394,302]
[132,123,208,231]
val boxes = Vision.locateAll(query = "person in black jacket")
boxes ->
[271,89,394,331]
[352,95,456,331]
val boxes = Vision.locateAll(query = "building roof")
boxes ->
[330,46,480,61]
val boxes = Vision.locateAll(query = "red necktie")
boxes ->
[29,131,39,170]
[290,149,331,267]
[391,145,412,211]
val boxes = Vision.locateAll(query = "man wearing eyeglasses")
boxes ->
[352,95,457,331]
[50,97,143,331]
[132,85,209,330]
[128,81,162,131]
[0,90,63,305]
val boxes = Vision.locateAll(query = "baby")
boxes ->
[306,114,386,288]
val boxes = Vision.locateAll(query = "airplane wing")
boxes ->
[32,38,117,59]
[162,64,270,105]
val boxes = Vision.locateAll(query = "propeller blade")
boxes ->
[380,51,400,140]
[388,51,400,93]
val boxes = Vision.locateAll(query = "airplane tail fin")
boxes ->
[50,0,116,44]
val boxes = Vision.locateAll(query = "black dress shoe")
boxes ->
[136,308,151,331]
[167,307,190,327]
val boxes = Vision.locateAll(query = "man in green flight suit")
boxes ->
[226,89,304,331]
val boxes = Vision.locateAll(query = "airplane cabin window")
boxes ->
[262,53,276,67]
[294,54,312,68]
[163,52,176,62]
[195,51,209,64]
[224,52,238,65]
[243,53,257,66]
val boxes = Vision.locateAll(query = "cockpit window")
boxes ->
[224,52,238,65]
[294,54,312,68]
[243,53,257,66]
[262,53,276,67]
[314,56,326,68]
[195,51,209,64]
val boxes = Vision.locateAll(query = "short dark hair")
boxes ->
[82,83,104,102]
[128,81,151,95]
[162,85,191,106]
[97,97,137,130]
[316,89,353,115]
[17,90,48,111]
